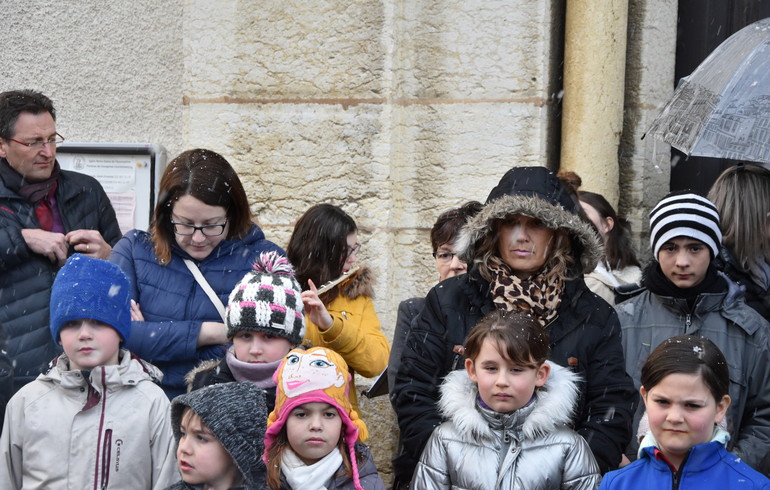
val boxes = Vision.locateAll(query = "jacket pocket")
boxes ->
[101,428,112,489]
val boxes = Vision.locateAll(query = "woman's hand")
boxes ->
[130,299,145,321]
[197,321,228,347]
[301,279,333,331]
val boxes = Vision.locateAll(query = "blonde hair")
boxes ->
[708,163,770,283]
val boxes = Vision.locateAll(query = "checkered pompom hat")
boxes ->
[649,191,722,259]
[226,251,305,345]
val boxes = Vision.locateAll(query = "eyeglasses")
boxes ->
[433,251,457,263]
[170,218,228,237]
[347,243,361,258]
[6,133,65,149]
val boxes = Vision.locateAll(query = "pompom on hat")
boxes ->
[649,191,722,259]
[49,254,131,342]
[226,251,305,345]
[264,347,368,490]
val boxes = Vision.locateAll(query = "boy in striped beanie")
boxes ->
[615,190,770,469]
[185,251,305,411]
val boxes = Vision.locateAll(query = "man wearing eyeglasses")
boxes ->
[0,89,121,392]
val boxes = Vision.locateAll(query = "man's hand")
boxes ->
[66,229,113,260]
[21,228,68,266]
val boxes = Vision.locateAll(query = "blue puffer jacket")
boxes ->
[599,438,770,489]
[109,224,283,397]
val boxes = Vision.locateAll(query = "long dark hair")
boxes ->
[150,148,252,264]
[579,191,641,270]
[641,335,729,402]
[286,204,357,301]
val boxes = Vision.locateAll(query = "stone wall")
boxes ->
[0,1,678,485]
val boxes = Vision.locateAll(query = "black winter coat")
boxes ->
[0,164,121,391]
[392,267,638,484]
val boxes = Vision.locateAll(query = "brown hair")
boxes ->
[286,204,357,302]
[265,421,353,489]
[579,191,641,270]
[0,90,56,139]
[150,149,252,264]
[179,408,244,486]
[641,335,729,402]
[430,201,483,254]
[708,163,770,284]
[473,217,574,283]
[464,310,550,368]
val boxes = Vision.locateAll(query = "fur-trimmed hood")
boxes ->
[455,193,603,277]
[337,265,375,299]
[438,361,581,442]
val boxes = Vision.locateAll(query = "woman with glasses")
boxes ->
[286,203,390,416]
[387,201,482,393]
[109,148,283,397]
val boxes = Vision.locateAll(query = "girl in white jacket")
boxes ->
[411,310,600,490]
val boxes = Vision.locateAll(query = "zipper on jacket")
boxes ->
[685,313,692,330]
[92,367,108,490]
[101,429,112,489]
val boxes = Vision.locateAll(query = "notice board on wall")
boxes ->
[56,143,167,234]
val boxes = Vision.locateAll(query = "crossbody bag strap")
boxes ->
[183,259,227,323]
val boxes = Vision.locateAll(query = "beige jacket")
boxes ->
[0,350,179,490]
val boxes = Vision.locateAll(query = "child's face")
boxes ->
[232,331,292,363]
[465,338,549,413]
[285,402,343,465]
[657,237,711,288]
[642,373,730,469]
[177,409,241,488]
[58,319,121,370]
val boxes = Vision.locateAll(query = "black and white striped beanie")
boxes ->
[226,251,305,345]
[649,191,722,259]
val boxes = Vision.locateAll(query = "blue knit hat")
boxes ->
[50,254,132,342]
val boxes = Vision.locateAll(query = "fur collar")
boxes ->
[439,361,581,442]
[184,358,222,389]
[338,266,375,299]
[455,194,603,277]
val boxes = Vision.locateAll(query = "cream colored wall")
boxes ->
[0,0,677,483]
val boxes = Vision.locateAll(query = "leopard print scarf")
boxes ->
[488,262,564,327]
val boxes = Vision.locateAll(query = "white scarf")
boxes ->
[281,447,344,490]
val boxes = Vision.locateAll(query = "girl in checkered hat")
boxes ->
[186,251,305,411]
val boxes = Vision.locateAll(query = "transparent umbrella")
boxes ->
[645,17,770,164]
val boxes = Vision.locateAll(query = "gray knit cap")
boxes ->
[170,382,268,488]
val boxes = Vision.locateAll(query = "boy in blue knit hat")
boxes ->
[0,254,179,489]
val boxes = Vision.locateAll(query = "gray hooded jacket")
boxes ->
[616,285,770,468]
[411,362,600,490]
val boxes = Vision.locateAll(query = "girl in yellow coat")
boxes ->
[287,204,390,416]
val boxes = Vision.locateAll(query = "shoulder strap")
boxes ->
[183,259,227,323]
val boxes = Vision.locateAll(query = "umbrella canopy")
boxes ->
[646,17,770,164]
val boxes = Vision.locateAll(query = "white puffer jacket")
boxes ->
[0,350,178,490]
[411,362,600,490]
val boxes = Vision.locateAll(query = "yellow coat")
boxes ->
[303,267,390,416]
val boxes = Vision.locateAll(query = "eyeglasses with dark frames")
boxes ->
[6,133,65,149]
[170,218,228,237]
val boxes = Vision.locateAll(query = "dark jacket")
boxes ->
[0,162,121,391]
[387,296,425,396]
[109,225,283,398]
[278,443,385,490]
[392,177,637,486]
[715,246,770,320]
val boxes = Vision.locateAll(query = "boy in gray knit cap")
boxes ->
[165,382,268,490]
[186,251,305,411]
